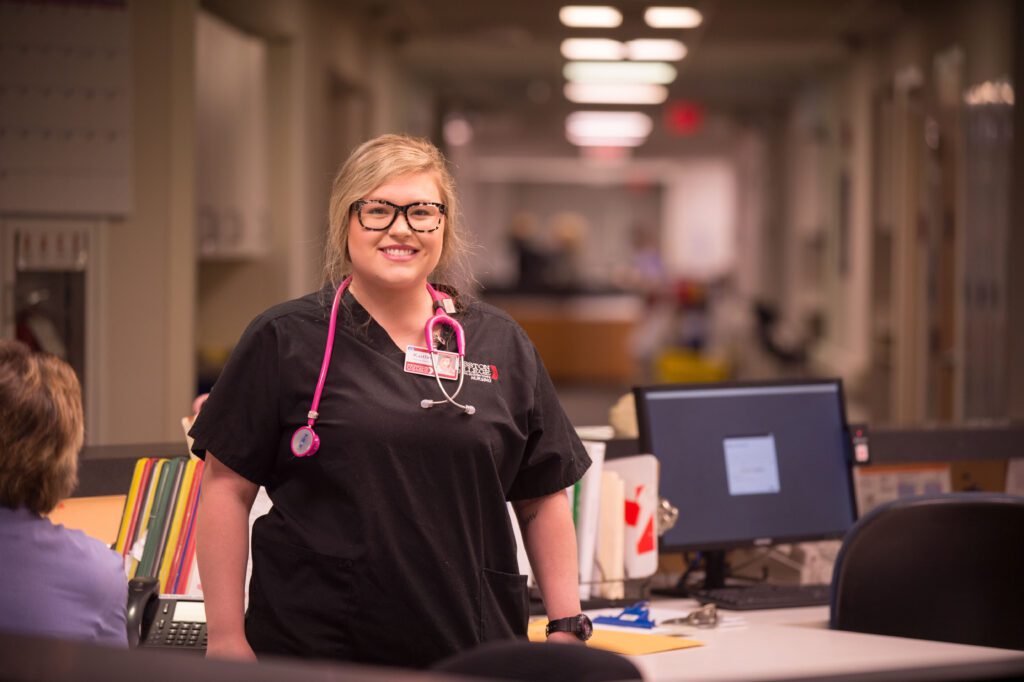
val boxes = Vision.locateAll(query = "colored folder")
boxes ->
[159,459,198,592]
[161,458,201,593]
[114,458,150,554]
[128,459,165,576]
[136,459,175,577]
[171,460,204,594]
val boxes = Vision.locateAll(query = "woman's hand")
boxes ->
[205,636,257,661]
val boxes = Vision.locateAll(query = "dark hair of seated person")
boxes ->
[0,339,82,514]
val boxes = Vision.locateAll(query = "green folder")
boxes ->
[137,458,180,578]
[150,458,187,579]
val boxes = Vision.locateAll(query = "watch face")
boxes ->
[577,614,594,641]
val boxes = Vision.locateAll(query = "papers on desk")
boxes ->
[575,440,606,599]
[527,616,703,655]
[607,455,659,580]
[570,441,660,600]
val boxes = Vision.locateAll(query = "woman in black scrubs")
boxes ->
[191,134,592,667]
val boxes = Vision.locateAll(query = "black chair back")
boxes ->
[433,640,643,681]
[830,492,1024,650]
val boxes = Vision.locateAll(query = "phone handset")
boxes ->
[126,577,160,647]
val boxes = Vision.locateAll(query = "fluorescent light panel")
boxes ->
[564,82,668,104]
[626,38,687,61]
[564,60,677,84]
[566,111,653,147]
[559,5,622,28]
[644,6,703,28]
[560,38,624,61]
[569,134,648,147]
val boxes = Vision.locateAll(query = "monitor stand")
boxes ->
[651,550,728,598]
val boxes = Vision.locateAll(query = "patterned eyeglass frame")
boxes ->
[352,199,446,233]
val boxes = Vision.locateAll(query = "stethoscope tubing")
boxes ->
[291,276,474,457]
[306,276,348,428]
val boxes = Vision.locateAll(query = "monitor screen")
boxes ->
[634,380,857,552]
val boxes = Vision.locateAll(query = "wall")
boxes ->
[780,0,1017,424]
[809,51,875,397]
[99,0,197,443]
[1010,1,1024,421]
[195,0,413,359]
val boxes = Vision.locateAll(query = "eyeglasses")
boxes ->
[352,199,446,233]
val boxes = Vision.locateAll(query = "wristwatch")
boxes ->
[545,613,593,641]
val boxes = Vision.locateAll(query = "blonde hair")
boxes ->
[324,134,470,290]
[0,340,84,515]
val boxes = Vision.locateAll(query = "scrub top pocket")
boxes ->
[246,534,356,660]
[479,567,529,642]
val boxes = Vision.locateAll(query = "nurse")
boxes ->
[191,134,593,667]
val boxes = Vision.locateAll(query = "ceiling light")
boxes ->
[443,116,473,146]
[560,38,625,61]
[569,135,648,147]
[565,111,653,147]
[559,5,623,28]
[564,61,677,84]
[644,6,703,28]
[626,38,687,61]
[564,82,669,105]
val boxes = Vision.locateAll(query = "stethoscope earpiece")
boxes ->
[420,399,434,409]
[464,405,476,415]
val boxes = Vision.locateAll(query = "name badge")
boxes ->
[404,345,459,381]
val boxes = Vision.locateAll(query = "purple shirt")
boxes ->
[0,506,128,647]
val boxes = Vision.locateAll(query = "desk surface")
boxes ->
[628,598,1024,682]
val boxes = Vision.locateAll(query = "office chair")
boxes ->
[432,640,643,681]
[830,492,1024,651]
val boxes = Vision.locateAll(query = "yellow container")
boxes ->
[655,348,728,384]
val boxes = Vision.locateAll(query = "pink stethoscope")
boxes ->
[290,276,474,458]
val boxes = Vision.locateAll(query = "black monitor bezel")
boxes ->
[633,377,858,553]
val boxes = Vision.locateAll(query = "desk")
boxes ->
[628,598,1024,682]
[485,293,643,383]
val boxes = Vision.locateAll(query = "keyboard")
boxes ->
[690,583,831,611]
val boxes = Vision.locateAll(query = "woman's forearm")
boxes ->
[196,454,258,649]
[514,491,582,620]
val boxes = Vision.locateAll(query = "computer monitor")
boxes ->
[634,379,857,589]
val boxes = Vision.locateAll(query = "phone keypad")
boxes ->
[145,615,207,650]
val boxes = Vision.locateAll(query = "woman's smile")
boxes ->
[379,244,419,261]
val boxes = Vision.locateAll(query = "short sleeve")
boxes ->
[507,345,591,500]
[188,314,280,487]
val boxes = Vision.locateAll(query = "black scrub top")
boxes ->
[189,286,590,668]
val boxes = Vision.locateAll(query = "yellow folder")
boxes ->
[114,458,149,554]
[129,459,166,577]
[528,619,702,656]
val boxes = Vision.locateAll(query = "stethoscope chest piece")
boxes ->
[291,425,320,457]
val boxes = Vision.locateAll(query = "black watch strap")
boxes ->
[545,613,593,641]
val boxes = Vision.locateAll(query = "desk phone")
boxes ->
[127,577,207,652]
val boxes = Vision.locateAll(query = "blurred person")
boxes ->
[191,134,592,668]
[614,223,667,297]
[506,210,550,291]
[545,211,588,290]
[0,340,128,646]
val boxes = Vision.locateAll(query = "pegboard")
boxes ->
[0,0,132,216]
